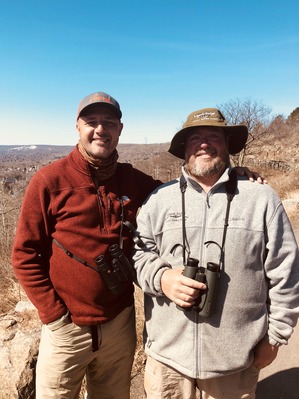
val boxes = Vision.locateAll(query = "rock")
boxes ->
[0,301,143,399]
[14,301,36,313]
[0,301,41,398]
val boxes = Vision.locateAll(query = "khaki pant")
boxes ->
[36,306,136,399]
[144,356,260,399]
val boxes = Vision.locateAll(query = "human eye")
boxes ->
[189,135,200,143]
[209,133,222,141]
[82,118,96,127]
[103,120,118,129]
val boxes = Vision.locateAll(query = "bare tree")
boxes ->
[218,98,273,165]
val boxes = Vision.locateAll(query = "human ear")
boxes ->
[119,122,124,136]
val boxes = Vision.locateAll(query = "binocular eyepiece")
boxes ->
[178,257,220,317]
[95,244,136,296]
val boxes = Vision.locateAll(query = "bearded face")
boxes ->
[184,127,230,180]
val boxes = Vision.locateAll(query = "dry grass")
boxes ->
[265,170,299,229]
[0,258,21,314]
[132,287,147,377]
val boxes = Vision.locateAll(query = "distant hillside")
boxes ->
[0,143,170,164]
[0,143,180,183]
[0,145,73,167]
[0,129,298,189]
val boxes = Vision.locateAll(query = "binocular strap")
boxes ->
[179,169,237,266]
[53,239,96,271]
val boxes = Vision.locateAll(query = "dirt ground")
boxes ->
[130,373,145,399]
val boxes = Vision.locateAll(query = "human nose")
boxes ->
[195,136,211,148]
[94,123,106,133]
[201,134,213,143]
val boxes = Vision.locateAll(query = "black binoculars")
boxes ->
[95,244,136,296]
[178,257,220,317]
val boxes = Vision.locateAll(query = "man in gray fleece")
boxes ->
[133,108,299,399]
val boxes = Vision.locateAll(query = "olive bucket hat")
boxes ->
[168,108,248,159]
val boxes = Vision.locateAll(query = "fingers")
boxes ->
[161,269,206,307]
[253,339,279,370]
[253,360,272,370]
[175,297,196,309]
[181,274,206,290]
[234,166,268,184]
[250,172,268,184]
[168,284,201,307]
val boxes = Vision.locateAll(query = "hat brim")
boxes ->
[168,125,248,159]
[77,102,122,120]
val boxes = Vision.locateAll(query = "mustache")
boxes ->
[195,149,215,156]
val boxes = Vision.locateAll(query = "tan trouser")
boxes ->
[36,305,136,399]
[144,356,260,399]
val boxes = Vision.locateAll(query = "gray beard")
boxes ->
[186,157,228,179]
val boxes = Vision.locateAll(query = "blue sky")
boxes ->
[1,0,298,146]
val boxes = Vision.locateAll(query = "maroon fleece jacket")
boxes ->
[11,146,161,325]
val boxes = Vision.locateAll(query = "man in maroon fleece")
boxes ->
[11,92,162,399]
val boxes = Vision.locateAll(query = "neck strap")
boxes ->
[179,169,237,266]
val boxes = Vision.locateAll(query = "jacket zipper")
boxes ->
[96,189,107,234]
[196,192,209,378]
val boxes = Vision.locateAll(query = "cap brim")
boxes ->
[77,102,122,120]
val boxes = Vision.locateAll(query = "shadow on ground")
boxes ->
[256,367,299,399]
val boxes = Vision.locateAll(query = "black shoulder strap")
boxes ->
[179,175,188,264]
[226,168,238,199]
[219,169,238,261]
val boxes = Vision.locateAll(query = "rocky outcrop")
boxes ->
[0,301,41,399]
[0,300,140,399]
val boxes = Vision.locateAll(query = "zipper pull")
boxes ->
[206,193,210,208]
[107,195,112,215]
[98,190,104,206]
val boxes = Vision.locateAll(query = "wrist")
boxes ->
[154,267,171,293]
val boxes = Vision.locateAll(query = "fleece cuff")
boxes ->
[265,334,283,347]
[153,266,171,294]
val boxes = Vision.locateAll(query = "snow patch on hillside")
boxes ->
[9,145,38,151]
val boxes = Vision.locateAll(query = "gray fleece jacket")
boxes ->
[133,167,299,379]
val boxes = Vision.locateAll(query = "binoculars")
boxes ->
[95,244,136,296]
[178,257,220,317]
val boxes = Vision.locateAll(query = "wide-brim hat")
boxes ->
[168,108,248,159]
[77,91,122,119]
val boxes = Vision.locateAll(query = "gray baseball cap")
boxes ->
[77,92,122,119]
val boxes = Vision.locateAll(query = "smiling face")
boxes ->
[185,127,230,182]
[76,104,123,160]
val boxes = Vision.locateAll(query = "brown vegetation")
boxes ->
[0,109,298,392]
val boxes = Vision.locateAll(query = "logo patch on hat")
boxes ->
[90,93,114,105]
[77,91,122,119]
[194,111,223,122]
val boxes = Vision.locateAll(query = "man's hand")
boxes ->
[234,166,268,184]
[253,338,279,370]
[160,268,206,308]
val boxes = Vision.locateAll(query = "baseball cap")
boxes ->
[77,92,122,119]
[168,108,248,159]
